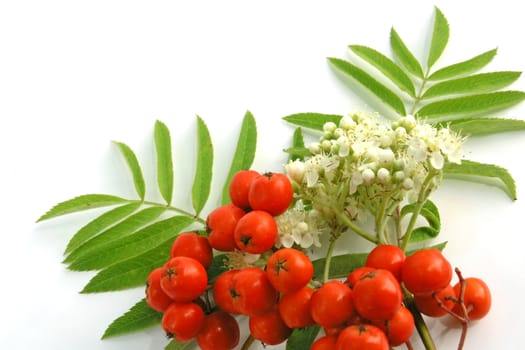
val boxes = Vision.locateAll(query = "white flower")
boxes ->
[275,203,324,249]
[285,159,305,183]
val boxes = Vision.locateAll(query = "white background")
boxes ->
[1,1,525,349]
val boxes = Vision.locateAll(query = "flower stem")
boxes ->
[323,237,338,282]
[400,170,437,251]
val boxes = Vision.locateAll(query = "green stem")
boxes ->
[400,170,437,251]
[403,288,437,350]
[139,200,206,224]
[410,68,431,115]
[335,211,379,244]
[323,237,338,282]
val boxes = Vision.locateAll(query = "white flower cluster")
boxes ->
[274,201,325,250]
[285,111,465,215]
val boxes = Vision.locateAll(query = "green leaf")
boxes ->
[427,7,449,69]
[283,146,312,160]
[113,141,146,200]
[154,120,174,205]
[312,252,368,280]
[436,117,525,136]
[444,159,517,200]
[349,45,416,97]
[68,215,193,271]
[390,27,424,79]
[286,326,321,350]
[64,202,141,254]
[102,298,162,339]
[417,91,525,120]
[328,57,407,116]
[220,111,257,205]
[37,194,128,222]
[165,340,196,350]
[422,72,522,99]
[64,206,166,264]
[282,112,343,131]
[401,200,441,243]
[289,127,306,161]
[81,236,173,293]
[192,116,214,216]
[428,48,498,81]
[207,254,229,283]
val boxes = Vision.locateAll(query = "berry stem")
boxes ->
[241,334,256,350]
[403,287,437,350]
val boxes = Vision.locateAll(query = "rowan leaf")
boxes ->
[37,194,127,222]
[328,57,407,116]
[349,44,416,97]
[401,200,441,243]
[165,340,196,350]
[220,111,257,205]
[68,215,193,271]
[390,27,424,79]
[154,120,174,205]
[113,141,146,200]
[64,206,166,264]
[64,202,141,254]
[417,91,525,120]
[422,72,521,99]
[427,7,449,69]
[289,127,306,161]
[102,298,162,339]
[286,326,321,350]
[428,48,498,81]
[437,117,525,136]
[282,112,343,131]
[192,116,214,215]
[444,160,517,200]
[81,236,173,293]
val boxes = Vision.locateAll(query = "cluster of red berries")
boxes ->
[309,245,492,349]
[144,169,492,350]
[144,170,295,349]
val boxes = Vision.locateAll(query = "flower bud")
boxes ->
[377,168,391,184]
[323,121,337,133]
[362,168,375,184]
[285,159,305,183]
